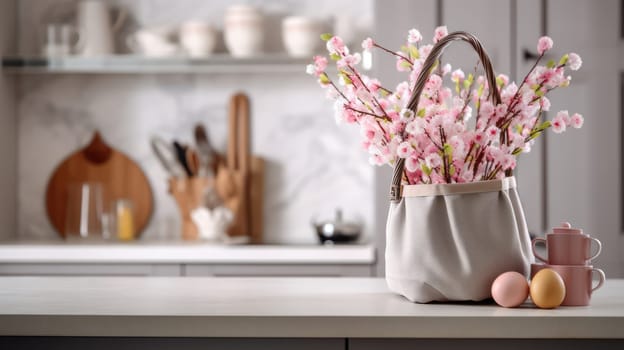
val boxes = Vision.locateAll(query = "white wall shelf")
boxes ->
[1,54,318,74]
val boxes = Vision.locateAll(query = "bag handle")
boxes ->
[390,31,502,202]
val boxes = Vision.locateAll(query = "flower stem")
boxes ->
[373,43,413,65]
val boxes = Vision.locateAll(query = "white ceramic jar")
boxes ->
[224,5,264,58]
[179,21,217,57]
[281,16,322,58]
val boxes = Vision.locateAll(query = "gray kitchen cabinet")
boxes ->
[0,263,181,276]
[1,338,345,350]
[349,339,624,350]
[183,263,374,277]
[0,263,373,277]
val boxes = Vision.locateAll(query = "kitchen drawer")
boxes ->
[183,264,374,277]
[0,263,180,276]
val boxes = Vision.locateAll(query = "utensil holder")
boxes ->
[168,177,212,240]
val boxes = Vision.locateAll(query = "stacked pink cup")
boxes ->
[530,222,605,306]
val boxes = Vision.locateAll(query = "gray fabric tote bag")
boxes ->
[385,32,533,303]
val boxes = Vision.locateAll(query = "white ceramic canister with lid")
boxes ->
[224,5,264,58]
[281,16,323,57]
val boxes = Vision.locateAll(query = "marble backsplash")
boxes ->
[18,74,373,243]
[15,0,375,243]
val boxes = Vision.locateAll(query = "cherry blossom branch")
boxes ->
[373,43,413,65]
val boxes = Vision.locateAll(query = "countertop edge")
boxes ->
[1,315,622,338]
[0,244,377,264]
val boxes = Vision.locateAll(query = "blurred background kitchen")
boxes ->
[0,0,622,278]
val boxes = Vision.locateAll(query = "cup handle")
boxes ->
[588,237,602,261]
[591,268,606,293]
[532,238,548,263]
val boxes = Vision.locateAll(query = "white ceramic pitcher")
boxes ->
[76,0,126,56]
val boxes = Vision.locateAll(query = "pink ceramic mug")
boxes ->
[532,233,601,265]
[530,263,605,306]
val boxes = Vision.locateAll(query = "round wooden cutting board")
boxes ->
[45,132,154,238]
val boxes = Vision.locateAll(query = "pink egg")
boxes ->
[491,271,529,308]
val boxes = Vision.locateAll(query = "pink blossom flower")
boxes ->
[368,78,382,93]
[551,115,567,133]
[537,36,553,55]
[405,156,420,172]
[396,141,413,158]
[362,38,374,51]
[314,55,328,72]
[344,108,358,124]
[405,119,425,135]
[451,69,465,82]
[568,52,582,71]
[501,155,517,170]
[327,36,347,55]
[485,125,500,141]
[540,97,551,111]
[420,44,433,57]
[400,108,415,120]
[570,113,584,128]
[461,169,474,182]
[556,110,570,125]
[425,153,442,168]
[433,26,448,43]
[407,29,423,43]
[337,53,361,69]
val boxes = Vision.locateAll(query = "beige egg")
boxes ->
[530,268,566,309]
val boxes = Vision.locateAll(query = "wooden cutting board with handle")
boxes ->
[45,131,154,238]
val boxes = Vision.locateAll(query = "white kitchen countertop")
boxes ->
[0,241,375,264]
[0,277,622,338]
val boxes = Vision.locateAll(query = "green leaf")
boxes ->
[339,72,352,85]
[535,89,545,97]
[449,165,456,176]
[409,45,420,60]
[559,54,569,66]
[538,120,551,130]
[477,84,484,97]
[467,73,474,84]
[546,59,556,68]
[496,76,504,87]
[421,164,432,176]
[417,109,426,117]
[319,73,331,85]
[512,147,523,156]
[400,45,409,54]
[443,143,453,156]
[400,60,412,69]
[320,33,333,41]
[330,53,340,61]
[463,79,471,91]
[527,130,541,141]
